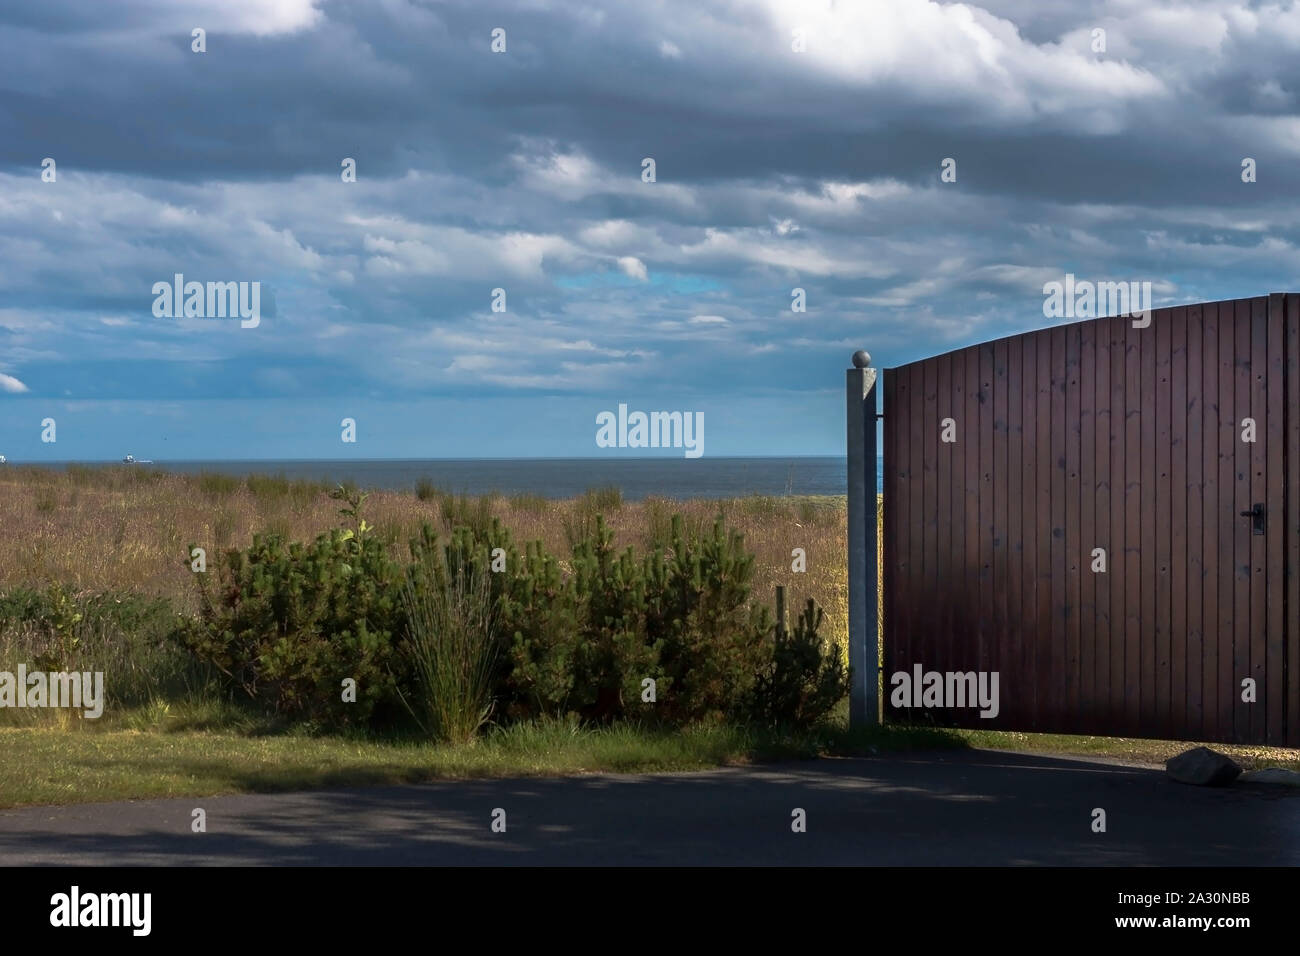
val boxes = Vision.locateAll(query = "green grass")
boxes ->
[0,718,965,810]
[3,703,1294,810]
[950,727,1300,770]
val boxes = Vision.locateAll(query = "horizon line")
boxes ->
[0,454,864,464]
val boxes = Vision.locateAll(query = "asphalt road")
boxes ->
[2,749,1296,865]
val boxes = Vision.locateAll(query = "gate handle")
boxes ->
[1240,503,1266,535]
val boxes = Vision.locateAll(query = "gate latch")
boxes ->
[1239,503,1266,535]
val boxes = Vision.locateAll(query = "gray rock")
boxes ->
[1165,747,1242,786]
[1238,768,1300,788]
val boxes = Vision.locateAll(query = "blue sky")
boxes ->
[2,0,1299,460]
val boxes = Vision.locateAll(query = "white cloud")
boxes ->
[617,256,648,281]
[147,0,322,36]
[0,373,29,393]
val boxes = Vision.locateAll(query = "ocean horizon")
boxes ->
[13,456,883,501]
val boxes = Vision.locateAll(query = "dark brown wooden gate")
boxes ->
[882,293,1300,746]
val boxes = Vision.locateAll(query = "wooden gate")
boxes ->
[882,293,1300,746]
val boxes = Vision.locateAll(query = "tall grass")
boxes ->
[0,465,850,650]
[398,557,500,745]
[197,471,241,497]
[563,485,623,550]
[0,587,210,727]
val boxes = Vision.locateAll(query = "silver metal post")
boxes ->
[847,350,879,729]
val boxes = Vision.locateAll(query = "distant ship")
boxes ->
[122,454,154,464]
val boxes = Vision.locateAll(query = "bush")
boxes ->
[176,500,850,736]
[502,513,773,726]
[651,515,772,724]
[751,597,849,730]
[181,526,405,728]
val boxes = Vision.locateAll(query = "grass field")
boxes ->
[0,465,851,650]
[1,713,1295,810]
[0,718,962,810]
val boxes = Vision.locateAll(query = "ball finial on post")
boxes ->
[852,349,871,369]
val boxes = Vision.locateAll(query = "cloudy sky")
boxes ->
[1,0,1298,460]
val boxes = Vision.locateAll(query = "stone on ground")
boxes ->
[1238,768,1300,788]
[1165,746,1241,787]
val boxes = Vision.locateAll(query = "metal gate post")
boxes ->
[847,350,879,729]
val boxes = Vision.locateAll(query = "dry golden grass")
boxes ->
[0,466,850,645]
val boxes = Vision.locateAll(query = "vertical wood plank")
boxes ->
[1234,299,1252,742]
[1124,312,1143,734]
[922,354,938,679]
[979,343,996,685]
[1037,328,1054,731]
[950,355,967,717]
[965,346,983,689]
[1051,326,1068,732]
[1140,310,1158,734]
[1094,317,1113,732]
[1202,303,1221,742]
[885,366,906,714]
[910,359,927,714]
[1170,307,1188,740]
[1155,308,1173,738]
[935,352,954,720]
[1265,293,1284,744]
[1110,315,1127,734]
[1185,303,1204,739]
[993,337,1010,725]
[1218,300,1236,744]
[1079,319,1097,731]
[1006,336,1024,728]
[1065,322,1083,728]
[1249,296,1268,742]
[1023,334,1041,729]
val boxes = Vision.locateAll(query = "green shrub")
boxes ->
[503,513,774,726]
[181,526,405,728]
[651,515,771,724]
[499,539,583,720]
[172,500,850,736]
[751,597,849,730]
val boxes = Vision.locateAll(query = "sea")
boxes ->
[34,457,885,501]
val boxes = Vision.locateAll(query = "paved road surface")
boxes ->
[2,749,1296,865]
